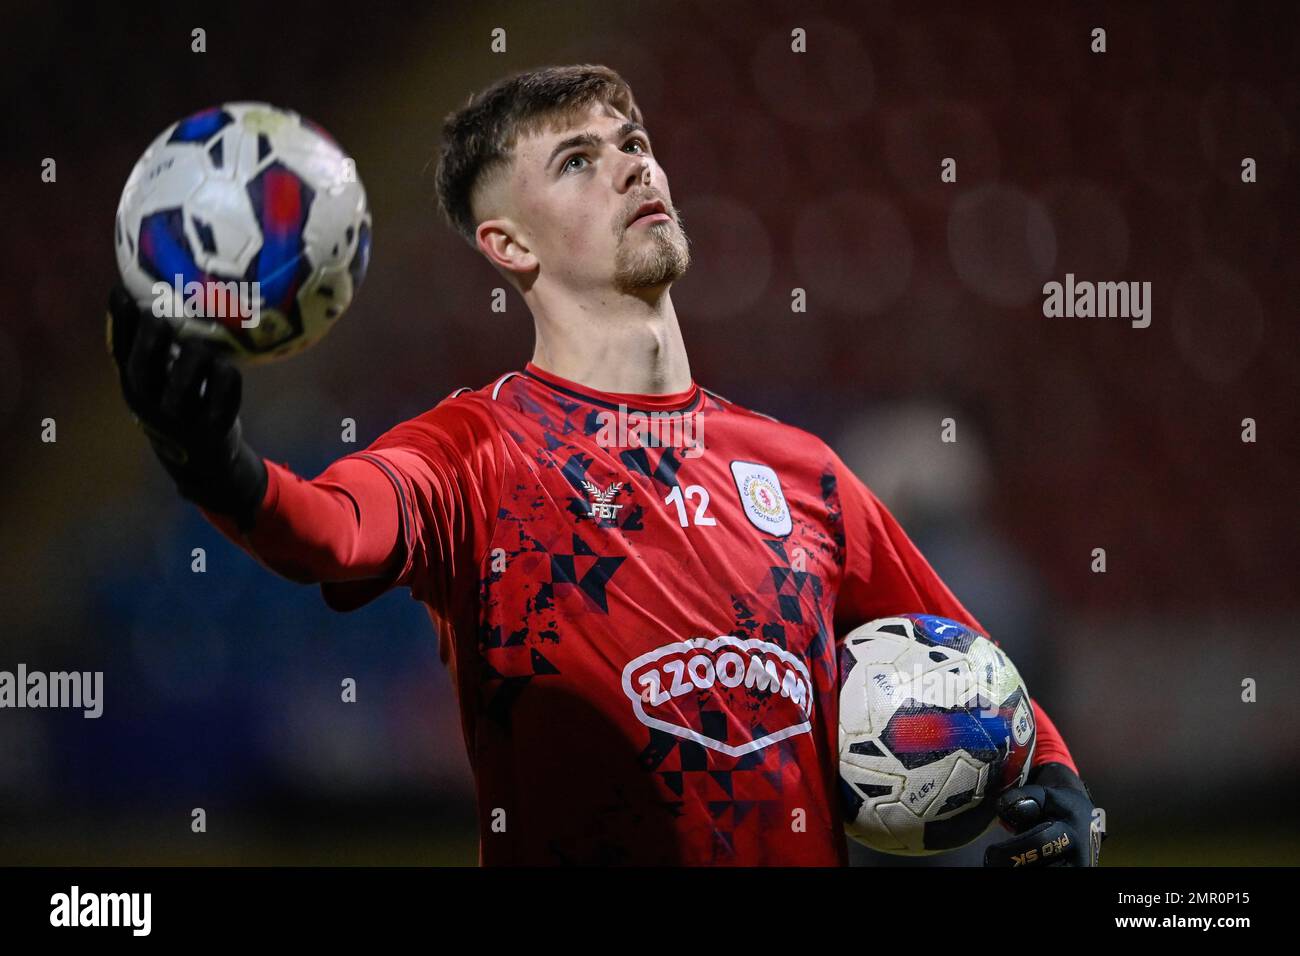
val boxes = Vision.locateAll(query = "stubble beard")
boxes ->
[612,209,692,295]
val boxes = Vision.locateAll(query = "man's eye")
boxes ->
[562,140,648,174]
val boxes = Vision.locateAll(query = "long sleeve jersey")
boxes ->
[203,361,1077,865]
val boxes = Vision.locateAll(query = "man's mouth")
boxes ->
[627,199,670,227]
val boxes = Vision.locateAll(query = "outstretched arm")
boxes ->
[108,284,405,589]
[200,457,404,586]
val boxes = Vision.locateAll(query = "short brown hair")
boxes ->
[434,64,643,248]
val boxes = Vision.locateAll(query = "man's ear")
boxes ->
[477,219,536,278]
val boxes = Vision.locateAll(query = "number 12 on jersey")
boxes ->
[664,484,716,528]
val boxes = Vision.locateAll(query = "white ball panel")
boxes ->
[301,185,368,269]
[184,177,262,274]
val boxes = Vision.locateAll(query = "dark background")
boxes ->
[1,0,1296,865]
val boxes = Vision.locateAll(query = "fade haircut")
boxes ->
[434,64,644,248]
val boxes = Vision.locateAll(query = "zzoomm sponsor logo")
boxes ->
[621,636,814,757]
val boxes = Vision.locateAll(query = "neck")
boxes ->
[528,287,692,394]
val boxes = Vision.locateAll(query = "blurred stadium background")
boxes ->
[2,0,1297,865]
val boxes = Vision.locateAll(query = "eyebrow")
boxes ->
[545,121,648,171]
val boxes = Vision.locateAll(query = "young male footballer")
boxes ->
[108,65,1102,867]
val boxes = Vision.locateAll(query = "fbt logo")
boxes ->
[621,636,814,757]
[581,480,624,521]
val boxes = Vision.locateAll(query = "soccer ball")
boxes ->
[114,102,371,364]
[837,614,1036,855]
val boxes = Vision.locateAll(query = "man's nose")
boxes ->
[621,155,651,191]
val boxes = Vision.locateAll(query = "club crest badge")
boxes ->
[730,460,791,537]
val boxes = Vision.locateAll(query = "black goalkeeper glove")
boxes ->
[106,283,267,531]
[983,762,1106,867]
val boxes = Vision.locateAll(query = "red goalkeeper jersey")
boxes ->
[205,361,1077,865]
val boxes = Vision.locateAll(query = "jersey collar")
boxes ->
[522,361,702,414]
